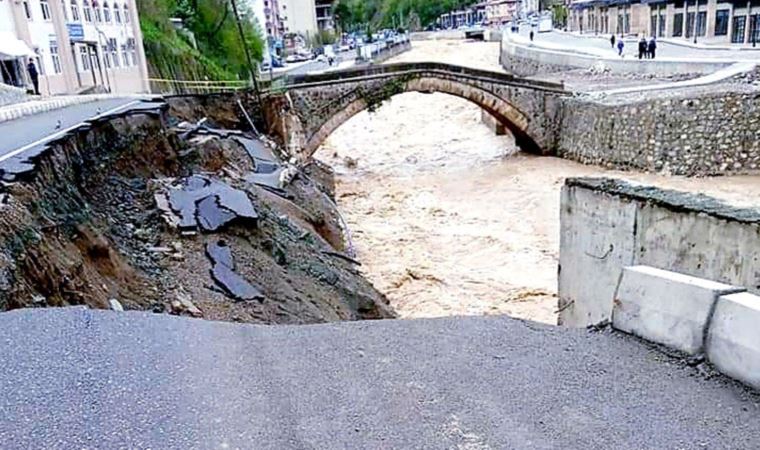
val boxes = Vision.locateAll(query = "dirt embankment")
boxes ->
[0,95,393,324]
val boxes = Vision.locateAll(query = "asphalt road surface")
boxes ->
[0,97,142,160]
[0,308,758,449]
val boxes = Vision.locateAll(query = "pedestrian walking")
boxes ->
[27,58,39,95]
[610,34,616,48]
[638,36,647,60]
[529,30,534,42]
[648,37,657,59]
[617,39,624,57]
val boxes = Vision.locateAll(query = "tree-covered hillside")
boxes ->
[137,0,264,85]
[333,0,479,33]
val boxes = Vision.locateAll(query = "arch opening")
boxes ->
[312,89,558,323]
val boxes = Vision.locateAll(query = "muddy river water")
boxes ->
[315,40,760,324]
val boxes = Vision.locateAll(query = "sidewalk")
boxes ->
[0,93,156,125]
[555,28,760,53]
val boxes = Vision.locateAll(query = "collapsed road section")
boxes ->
[0,94,393,324]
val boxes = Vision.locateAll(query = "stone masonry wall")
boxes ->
[558,92,760,176]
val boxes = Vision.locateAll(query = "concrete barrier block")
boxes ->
[706,292,760,390]
[612,266,742,355]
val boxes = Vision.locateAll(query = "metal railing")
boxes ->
[148,78,252,95]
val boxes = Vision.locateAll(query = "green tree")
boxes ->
[138,0,265,83]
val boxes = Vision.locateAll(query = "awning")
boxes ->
[0,32,35,60]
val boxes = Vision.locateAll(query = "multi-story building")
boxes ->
[260,0,284,39]
[569,0,760,45]
[0,0,148,95]
[484,0,522,25]
[315,0,333,32]
[278,0,317,37]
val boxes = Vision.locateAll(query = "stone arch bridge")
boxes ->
[263,62,568,159]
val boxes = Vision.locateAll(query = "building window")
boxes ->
[113,4,121,23]
[128,38,136,64]
[732,15,746,43]
[121,44,128,66]
[79,46,90,71]
[714,9,729,36]
[40,0,51,20]
[750,14,760,45]
[50,43,62,73]
[696,11,706,36]
[659,12,666,37]
[23,1,32,20]
[83,0,92,22]
[94,3,102,22]
[673,13,683,36]
[124,4,130,23]
[71,0,80,21]
[686,11,694,37]
[103,2,110,22]
[109,38,119,67]
[102,45,111,68]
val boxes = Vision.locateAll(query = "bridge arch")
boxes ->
[288,69,554,158]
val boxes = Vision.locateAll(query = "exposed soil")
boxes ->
[0,97,393,324]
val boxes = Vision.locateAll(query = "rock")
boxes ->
[171,292,203,318]
[206,240,264,302]
[108,298,124,312]
[167,175,258,233]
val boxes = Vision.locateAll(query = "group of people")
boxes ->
[610,34,657,59]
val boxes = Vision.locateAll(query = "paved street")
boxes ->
[0,97,142,160]
[263,50,357,79]
[0,308,758,449]
[516,27,760,60]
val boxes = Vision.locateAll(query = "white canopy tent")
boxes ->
[0,31,35,60]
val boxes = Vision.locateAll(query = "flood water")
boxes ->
[315,40,760,324]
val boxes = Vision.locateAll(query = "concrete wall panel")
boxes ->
[706,292,760,390]
[612,266,742,354]
[558,184,637,326]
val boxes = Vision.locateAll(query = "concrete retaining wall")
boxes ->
[499,36,732,77]
[559,177,760,327]
[411,29,502,42]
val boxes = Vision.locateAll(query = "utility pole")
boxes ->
[229,0,264,116]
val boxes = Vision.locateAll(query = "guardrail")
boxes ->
[148,78,251,95]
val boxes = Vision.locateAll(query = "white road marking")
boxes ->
[0,100,142,164]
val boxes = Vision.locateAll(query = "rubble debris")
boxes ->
[206,240,264,302]
[170,292,204,318]
[245,170,285,191]
[322,251,362,266]
[162,175,258,232]
[109,299,124,311]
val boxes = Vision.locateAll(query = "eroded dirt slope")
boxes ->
[0,97,393,324]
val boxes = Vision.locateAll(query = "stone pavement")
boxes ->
[517,27,760,61]
[0,307,758,449]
